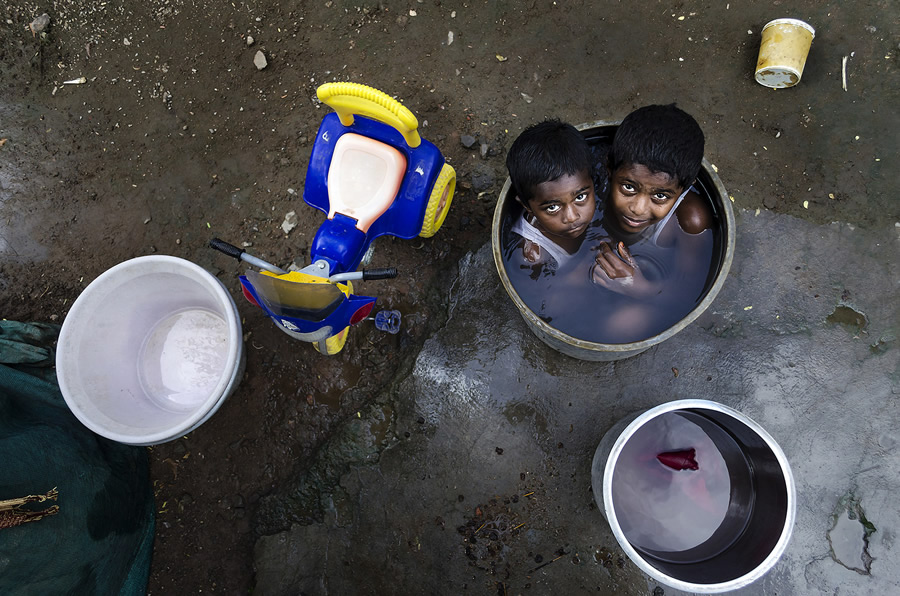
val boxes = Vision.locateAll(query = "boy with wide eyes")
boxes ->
[505,120,598,270]
[592,104,712,297]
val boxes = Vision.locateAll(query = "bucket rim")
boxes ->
[762,18,816,37]
[491,120,736,357]
[57,255,243,445]
[601,399,797,593]
[755,65,804,88]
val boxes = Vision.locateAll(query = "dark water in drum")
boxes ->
[501,187,715,345]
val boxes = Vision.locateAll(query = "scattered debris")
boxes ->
[63,77,86,85]
[842,55,848,91]
[246,35,255,47]
[123,37,131,46]
[447,31,454,45]
[254,50,268,70]
[495,54,507,62]
[28,14,50,37]
[521,92,533,103]
[281,211,298,234]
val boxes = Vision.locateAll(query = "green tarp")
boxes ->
[0,321,155,595]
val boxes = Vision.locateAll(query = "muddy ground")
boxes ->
[1,0,897,594]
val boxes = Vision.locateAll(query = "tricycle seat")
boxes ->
[327,133,407,233]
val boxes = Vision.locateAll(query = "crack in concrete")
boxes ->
[826,491,877,575]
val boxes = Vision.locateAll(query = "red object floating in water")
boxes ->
[657,448,699,471]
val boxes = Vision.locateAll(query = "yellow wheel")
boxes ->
[419,163,456,238]
[313,326,350,356]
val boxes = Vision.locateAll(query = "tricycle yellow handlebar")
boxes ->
[317,82,421,148]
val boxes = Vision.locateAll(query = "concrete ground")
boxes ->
[253,210,899,595]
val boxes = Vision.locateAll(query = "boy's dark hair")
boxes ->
[609,104,705,189]
[506,119,592,203]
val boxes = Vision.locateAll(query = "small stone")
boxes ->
[480,143,489,159]
[28,13,50,36]
[172,441,188,458]
[460,134,476,148]
[281,210,298,234]
[470,164,495,192]
[246,35,255,46]
[254,50,268,70]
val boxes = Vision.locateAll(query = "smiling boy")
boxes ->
[505,120,598,270]
[592,104,712,296]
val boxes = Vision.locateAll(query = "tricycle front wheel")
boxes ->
[419,163,456,238]
[313,326,350,356]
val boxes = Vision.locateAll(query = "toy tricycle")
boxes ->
[211,82,456,355]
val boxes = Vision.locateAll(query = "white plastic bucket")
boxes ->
[57,255,244,446]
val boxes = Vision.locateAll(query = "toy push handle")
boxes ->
[317,82,421,148]
[362,268,398,280]
[209,237,244,260]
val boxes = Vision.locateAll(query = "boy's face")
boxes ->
[607,163,686,234]
[522,170,596,242]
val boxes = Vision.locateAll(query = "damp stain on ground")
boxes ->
[826,304,869,335]
[827,492,877,575]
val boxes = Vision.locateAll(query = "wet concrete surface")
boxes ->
[254,210,899,595]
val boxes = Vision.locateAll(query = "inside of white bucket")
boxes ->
[138,307,230,412]
[611,411,750,556]
[60,263,238,440]
[609,408,791,587]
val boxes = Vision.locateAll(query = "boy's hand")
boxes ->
[592,241,653,297]
[521,239,542,263]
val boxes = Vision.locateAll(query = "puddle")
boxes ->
[827,492,876,574]
[826,305,869,335]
